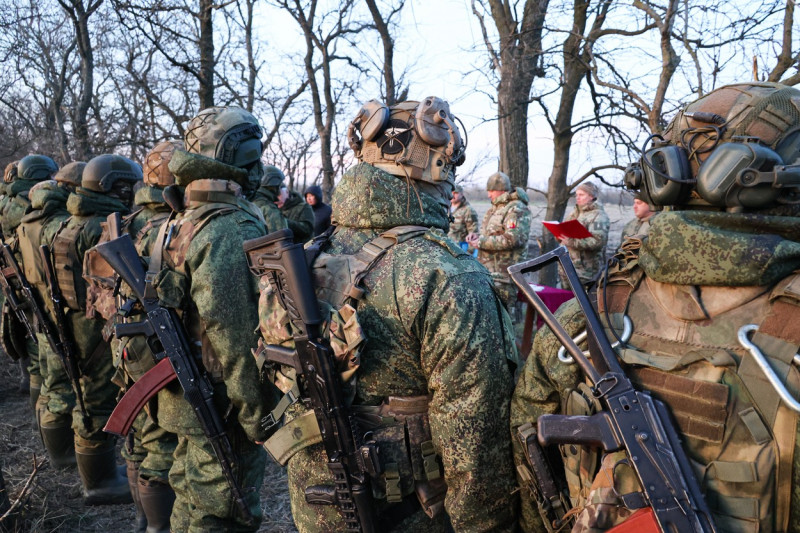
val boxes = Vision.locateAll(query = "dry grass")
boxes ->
[0,360,296,533]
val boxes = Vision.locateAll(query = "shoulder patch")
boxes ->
[506,219,517,229]
[422,228,468,258]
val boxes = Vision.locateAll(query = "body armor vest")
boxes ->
[52,218,91,311]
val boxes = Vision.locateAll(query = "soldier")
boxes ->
[256,96,519,532]
[619,192,655,241]
[466,171,531,311]
[511,81,800,532]
[42,154,142,505]
[0,160,21,393]
[17,163,83,468]
[558,181,609,288]
[303,183,332,236]
[276,172,314,243]
[250,164,289,233]
[447,183,479,252]
[2,155,58,407]
[83,141,182,532]
[145,106,277,531]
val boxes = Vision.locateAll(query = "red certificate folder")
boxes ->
[542,219,593,240]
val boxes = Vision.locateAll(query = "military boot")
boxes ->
[75,441,133,505]
[38,408,76,469]
[18,357,30,394]
[127,461,147,533]
[138,478,175,533]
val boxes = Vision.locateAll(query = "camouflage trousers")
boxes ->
[169,429,266,532]
[39,335,118,447]
[120,410,178,483]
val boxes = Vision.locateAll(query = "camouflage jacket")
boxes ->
[620,214,652,242]
[2,178,40,244]
[258,162,519,532]
[280,189,314,242]
[250,186,288,234]
[151,179,274,443]
[512,210,800,533]
[476,187,531,285]
[561,201,609,285]
[448,197,478,245]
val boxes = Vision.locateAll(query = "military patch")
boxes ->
[506,219,517,229]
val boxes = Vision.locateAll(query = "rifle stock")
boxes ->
[508,247,716,533]
[244,228,379,533]
[95,233,255,526]
[0,242,38,343]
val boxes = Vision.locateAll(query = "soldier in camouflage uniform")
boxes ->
[512,82,800,533]
[145,106,278,531]
[250,164,289,234]
[447,184,478,252]
[619,192,654,242]
[558,181,609,288]
[83,141,183,532]
[466,171,531,311]
[255,97,519,532]
[17,164,83,468]
[2,155,58,408]
[279,183,315,243]
[0,160,24,394]
[42,154,142,505]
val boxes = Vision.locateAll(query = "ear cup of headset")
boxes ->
[414,97,452,147]
[357,100,391,141]
[641,145,693,205]
[696,142,784,208]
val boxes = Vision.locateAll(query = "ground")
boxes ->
[0,195,631,532]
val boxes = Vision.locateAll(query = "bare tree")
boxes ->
[364,0,408,105]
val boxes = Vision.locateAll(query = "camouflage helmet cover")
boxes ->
[143,140,183,187]
[3,160,19,183]
[349,96,466,186]
[82,154,143,193]
[18,154,59,182]
[260,165,285,189]
[184,106,264,169]
[54,161,87,187]
[486,171,511,191]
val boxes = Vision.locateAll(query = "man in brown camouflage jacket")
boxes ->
[447,184,478,252]
[467,171,531,310]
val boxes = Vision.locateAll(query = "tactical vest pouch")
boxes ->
[151,268,188,311]
[52,222,87,311]
[561,383,602,508]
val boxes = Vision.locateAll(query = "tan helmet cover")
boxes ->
[184,106,263,168]
[349,96,466,186]
[144,140,183,187]
[486,172,511,191]
[54,161,87,187]
[3,160,19,184]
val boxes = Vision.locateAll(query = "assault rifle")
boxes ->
[243,228,380,533]
[39,245,91,428]
[508,246,716,533]
[94,234,255,526]
[0,241,39,350]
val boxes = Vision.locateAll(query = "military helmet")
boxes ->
[184,106,264,169]
[260,165,285,189]
[82,154,143,198]
[624,82,800,210]
[3,160,19,183]
[54,162,86,188]
[143,140,182,188]
[486,172,511,192]
[18,154,58,181]
[347,96,466,186]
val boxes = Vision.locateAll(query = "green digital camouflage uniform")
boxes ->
[41,188,131,446]
[447,195,478,250]
[476,187,531,309]
[83,183,178,482]
[560,200,610,286]
[511,210,800,532]
[258,162,519,533]
[149,177,275,532]
[250,185,288,234]
[17,182,71,425]
[280,189,314,242]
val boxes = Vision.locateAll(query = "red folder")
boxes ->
[542,219,593,240]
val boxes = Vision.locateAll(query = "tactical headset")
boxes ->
[625,112,800,209]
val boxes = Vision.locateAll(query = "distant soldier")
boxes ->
[447,184,478,252]
[83,141,183,532]
[269,166,314,243]
[620,192,655,241]
[304,184,332,236]
[17,163,82,468]
[467,171,531,310]
[559,181,609,288]
[250,164,288,234]
[43,154,142,505]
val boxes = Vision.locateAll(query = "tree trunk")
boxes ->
[198,0,214,108]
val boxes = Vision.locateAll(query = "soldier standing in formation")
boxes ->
[255,96,519,532]
[466,171,532,311]
[447,183,479,253]
[512,81,800,532]
[250,163,289,234]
